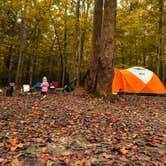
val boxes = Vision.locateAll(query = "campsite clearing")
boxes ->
[0,88,165,165]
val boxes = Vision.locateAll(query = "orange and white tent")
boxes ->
[112,66,166,96]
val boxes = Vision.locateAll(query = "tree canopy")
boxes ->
[0,0,165,86]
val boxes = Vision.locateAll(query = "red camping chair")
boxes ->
[49,81,58,93]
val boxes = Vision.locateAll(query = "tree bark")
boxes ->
[97,0,117,97]
[4,44,13,83]
[79,0,90,84]
[157,0,163,80]
[62,0,68,87]
[54,29,63,86]
[72,0,80,86]
[16,20,26,88]
[84,0,103,91]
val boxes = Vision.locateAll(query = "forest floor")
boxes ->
[0,88,165,166]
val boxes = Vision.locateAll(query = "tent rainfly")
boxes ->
[112,66,166,96]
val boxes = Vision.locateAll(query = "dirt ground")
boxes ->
[0,88,165,165]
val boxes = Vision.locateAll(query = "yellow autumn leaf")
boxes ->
[61,151,72,156]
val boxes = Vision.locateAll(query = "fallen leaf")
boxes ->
[10,138,17,146]
[76,159,85,166]
[84,149,92,155]
[161,157,166,164]
[64,158,70,165]
[34,137,43,143]
[132,144,138,149]
[61,151,72,156]
[40,156,49,164]
[51,156,58,161]
[11,158,21,166]
[42,147,50,154]
[10,146,17,152]
[0,143,4,147]
[2,158,11,164]
[0,158,4,163]
[17,143,24,148]
[120,148,128,155]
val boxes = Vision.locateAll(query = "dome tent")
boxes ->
[112,67,166,96]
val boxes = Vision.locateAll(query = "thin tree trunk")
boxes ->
[54,29,64,86]
[48,35,56,80]
[157,0,163,79]
[162,2,165,83]
[16,20,26,88]
[135,39,138,65]
[142,34,146,66]
[4,44,13,83]
[97,0,117,97]
[62,0,68,87]
[72,0,80,86]
[29,53,34,86]
[79,31,85,84]
[29,46,38,86]
[79,0,90,84]
[28,27,40,85]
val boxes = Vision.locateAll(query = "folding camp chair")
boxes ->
[0,89,3,96]
[49,81,58,94]
[62,78,77,95]
[23,84,30,92]
[21,84,31,95]
[6,82,15,97]
[34,82,42,91]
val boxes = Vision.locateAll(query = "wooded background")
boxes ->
[0,0,165,87]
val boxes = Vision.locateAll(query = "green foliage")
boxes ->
[0,0,165,85]
[116,0,166,82]
[0,0,93,85]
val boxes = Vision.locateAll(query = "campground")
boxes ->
[0,88,165,165]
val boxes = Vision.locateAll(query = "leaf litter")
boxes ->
[0,88,165,165]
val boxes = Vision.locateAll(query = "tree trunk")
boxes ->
[79,0,90,85]
[79,30,85,84]
[4,44,13,83]
[97,0,117,97]
[162,2,165,83]
[157,0,163,80]
[84,0,103,91]
[54,29,63,86]
[29,53,34,86]
[62,0,68,87]
[29,46,38,86]
[72,0,80,86]
[16,20,26,88]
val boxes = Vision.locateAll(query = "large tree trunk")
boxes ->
[85,0,103,91]
[97,0,117,97]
